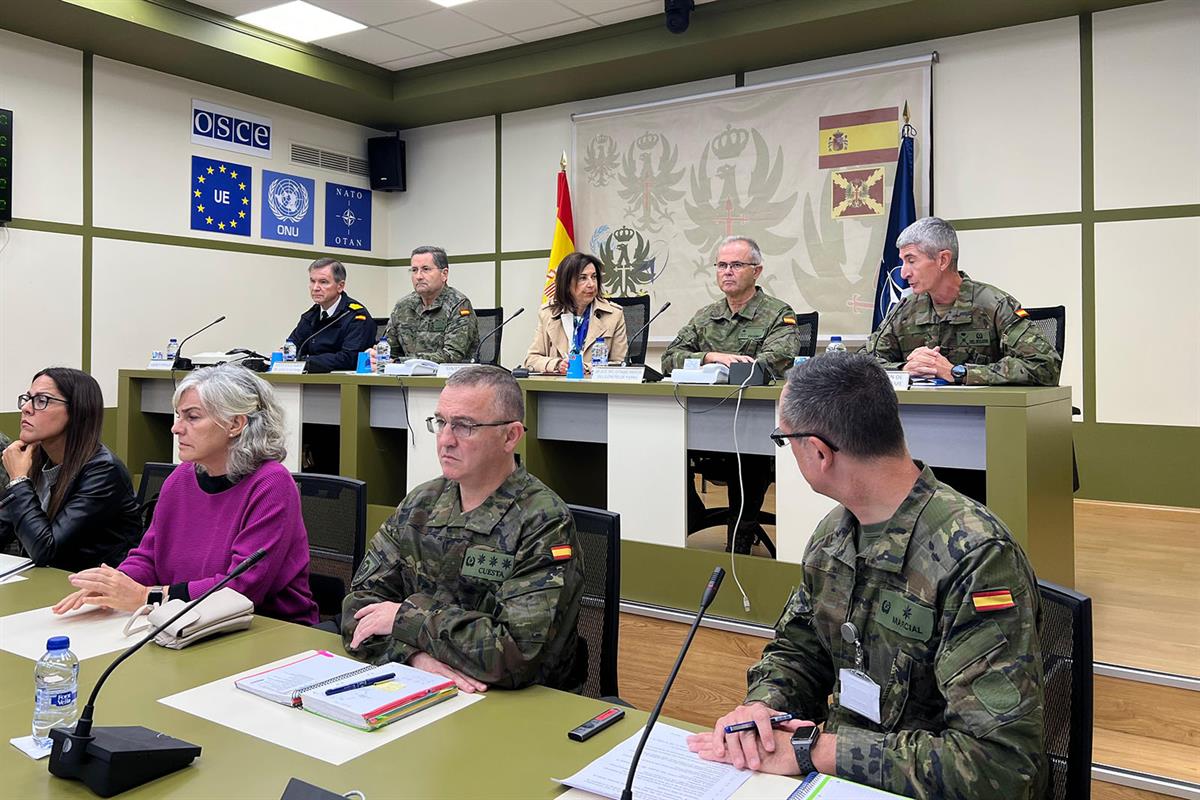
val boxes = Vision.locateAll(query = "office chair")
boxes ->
[567,504,623,701]
[611,295,652,364]
[1037,579,1093,800]
[292,473,367,621]
[474,307,504,366]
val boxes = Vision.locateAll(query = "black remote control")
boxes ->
[568,707,626,742]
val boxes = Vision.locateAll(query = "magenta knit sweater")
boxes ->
[119,461,318,625]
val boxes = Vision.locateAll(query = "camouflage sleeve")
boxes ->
[965,300,1062,386]
[412,300,479,363]
[745,581,836,722]
[391,511,583,689]
[341,512,421,665]
[860,303,906,370]
[661,315,703,373]
[385,301,404,358]
[835,540,1046,800]
[756,304,801,378]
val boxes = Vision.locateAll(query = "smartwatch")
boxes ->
[790,723,820,775]
[147,586,165,606]
[951,364,968,385]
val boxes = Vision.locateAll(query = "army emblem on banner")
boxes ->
[618,131,684,233]
[583,134,620,187]
[831,167,885,219]
[596,225,658,297]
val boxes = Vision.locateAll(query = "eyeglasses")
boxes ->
[18,393,68,412]
[770,427,840,451]
[426,416,521,438]
[713,261,759,272]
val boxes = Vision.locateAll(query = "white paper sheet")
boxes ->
[557,724,753,800]
[0,553,34,570]
[0,605,134,661]
[158,652,485,765]
[9,735,52,760]
[0,575,28,585]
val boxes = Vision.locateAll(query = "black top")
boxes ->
[0,444,143,572]
[286,292,376,373]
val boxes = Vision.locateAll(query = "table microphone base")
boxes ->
[49,725,201,797]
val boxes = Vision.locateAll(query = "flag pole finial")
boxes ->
[902,101,910,125]
[560,151,568,171]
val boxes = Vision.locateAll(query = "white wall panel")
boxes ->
[499,258,546,368]
[1094,0,1200,210]
[1095,217,1199,426]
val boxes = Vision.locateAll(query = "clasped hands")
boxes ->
[902,345,953,381]
[686,702,835,776]
[349,601,488,694]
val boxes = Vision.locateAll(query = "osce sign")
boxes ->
[191,100,272,159]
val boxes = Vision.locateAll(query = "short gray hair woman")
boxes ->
[173,364,287,480]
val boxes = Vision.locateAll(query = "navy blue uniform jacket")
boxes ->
[287,293,376,373]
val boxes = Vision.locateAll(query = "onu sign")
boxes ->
[191,99,272,159]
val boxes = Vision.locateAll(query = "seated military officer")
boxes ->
[378,245,479,363]
[342,366,584,693]
[285,257,376,373]
[688,353,1046,800]
[662,235,800,554]
[864,216,1061,385]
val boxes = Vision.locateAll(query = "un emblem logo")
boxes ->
[267,177,310,223]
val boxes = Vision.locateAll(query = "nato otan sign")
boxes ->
[191,100,272,159]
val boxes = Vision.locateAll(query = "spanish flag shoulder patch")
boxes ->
[972,589,1016,612]
[550,544,573,561]
[349,303,364,311]
[782,317,796,325]
[460,308,472,316]
[1015,308,1029,319]
[354,315,367,320]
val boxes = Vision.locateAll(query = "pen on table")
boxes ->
[0,561,36,583]
[723,713,794,734]
[325,672,395,696]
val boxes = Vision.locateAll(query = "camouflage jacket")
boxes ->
[661,288,800,377]
[342,466,584,691]
[384,285,479,363]
[746,464,1046,799]
[862,272,1061,386]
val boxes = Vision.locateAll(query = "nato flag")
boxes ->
[872,133,915,331]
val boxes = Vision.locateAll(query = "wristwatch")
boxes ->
[790,723,820,775]
[5,476,31,490]
[147,586,166,606]
[951,364,968,385]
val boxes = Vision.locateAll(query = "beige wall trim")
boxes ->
[1092,765,1200,800]
[1095,663,1200,693]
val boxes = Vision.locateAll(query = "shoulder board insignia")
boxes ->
[971,589,1015,612]
[354,315,367,320]
[550,544,573,561]
[349,303,364,310]
[460,308,472,316]
[782,317,796,325]
[1015,308,1029,318]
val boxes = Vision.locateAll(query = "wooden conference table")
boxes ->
[116,370,1075,627]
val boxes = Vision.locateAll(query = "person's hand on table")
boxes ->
[904,345,953,380]
[409,651,488,694]
[686,701,786,771]
[555,359,568,375]
[703,352,755,367]
[2,439,36,481]
[55,565,149,613]
[349,601,401,649]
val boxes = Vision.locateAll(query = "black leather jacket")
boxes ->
[0,445,143,572]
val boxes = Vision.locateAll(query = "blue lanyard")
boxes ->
[571,307,591,353]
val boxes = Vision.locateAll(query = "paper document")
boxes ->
[0,554,34,583]
[0,605,133,661]
[557,724,752,800]
[159,652,484,765]
[790,773,911,799]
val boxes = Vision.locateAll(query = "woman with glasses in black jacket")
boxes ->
[0,368,141,571]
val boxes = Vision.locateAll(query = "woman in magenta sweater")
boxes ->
[53,364,318,625]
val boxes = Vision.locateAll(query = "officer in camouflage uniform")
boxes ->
[689,353,1046,800]
[383,245,480,362]
[342,366,584,692]
[864,217,1061,386]
[663,235,801,554]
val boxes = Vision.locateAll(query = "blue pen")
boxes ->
[325,672,395,696]
[723,713,793,734]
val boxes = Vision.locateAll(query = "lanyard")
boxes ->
[571,306,591,353]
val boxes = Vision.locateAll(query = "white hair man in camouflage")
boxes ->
[662,235,801,554]
[689,353,1047,799]
[381,245,480,362]
[864,216,1061,386]
[342,366,585,693]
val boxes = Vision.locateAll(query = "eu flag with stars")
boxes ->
[190,155,251,237]
[872,130,915,330]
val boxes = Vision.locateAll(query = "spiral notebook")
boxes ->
[788,773,910,799]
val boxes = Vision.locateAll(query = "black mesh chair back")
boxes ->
[567,504,621,699]
[611,295,651,364]
[292,473,367,620]
[474,307,503,366]
[373,317,389,342]
[136,462,177,532]
[1038,579,1093,800]
[1023,305,1066,358]
[794,311,819,357]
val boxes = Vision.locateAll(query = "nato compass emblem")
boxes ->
[597,225,659,297]
[325,181,372,251]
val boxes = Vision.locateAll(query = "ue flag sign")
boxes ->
[261,171,315,244]
[190,155,251,237]
[325,182,371,251]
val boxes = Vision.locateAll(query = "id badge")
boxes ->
[839,668,881,724]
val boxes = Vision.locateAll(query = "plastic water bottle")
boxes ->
[165,338,179,361]
[282,340,297,362]
[375,336,391,374]
[32,636,79,747]
[826,335,846,353]
[591,337,608,368]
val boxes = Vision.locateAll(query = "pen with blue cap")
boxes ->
[723,713,794,734]
[325,672,395,696]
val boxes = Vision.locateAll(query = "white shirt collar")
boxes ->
[319,294,343,317]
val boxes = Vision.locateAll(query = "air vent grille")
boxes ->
[290,143,369,178]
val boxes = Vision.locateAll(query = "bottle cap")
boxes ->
[46,636,70,651]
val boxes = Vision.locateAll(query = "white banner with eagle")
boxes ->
[572,55,932,340]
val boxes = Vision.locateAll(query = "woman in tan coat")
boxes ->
[524,252,629,374]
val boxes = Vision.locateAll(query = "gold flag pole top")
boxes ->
[560,151,568,171]
[902,101,910,125]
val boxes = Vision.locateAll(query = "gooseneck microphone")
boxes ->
[171,315,226,371]
[296,304,359,359]
[620,567,724,800]
[48,549,268,796]
[471,307,524,364]
[621,301,670,367]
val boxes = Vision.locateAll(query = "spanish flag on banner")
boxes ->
[818,107,899,169]
[543,156,575,306]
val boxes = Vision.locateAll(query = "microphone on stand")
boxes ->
[171,316,226,371]
[620,567,725,800]
[295,305,359,360]
[471,307,524,365]
[48,549,268,797]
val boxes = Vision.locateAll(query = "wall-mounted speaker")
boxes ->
[0,108,12,223]
[367,134,406,192]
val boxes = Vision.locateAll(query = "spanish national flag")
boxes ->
[971,589,1016,612]
[543,157,575,306]
[818,107,899,169]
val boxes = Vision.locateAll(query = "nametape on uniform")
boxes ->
[551,545,573,561]
[875,590,933,642]
[971,589,1015,612]
[956,329,990,347]
[461,546,514,582]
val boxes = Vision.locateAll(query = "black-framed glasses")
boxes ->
[17,393,68,412]
[770,427,840,451]
[426,416,521,438]
[713,261,759,272]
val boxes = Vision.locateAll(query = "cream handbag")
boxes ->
[123,587,255,649]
